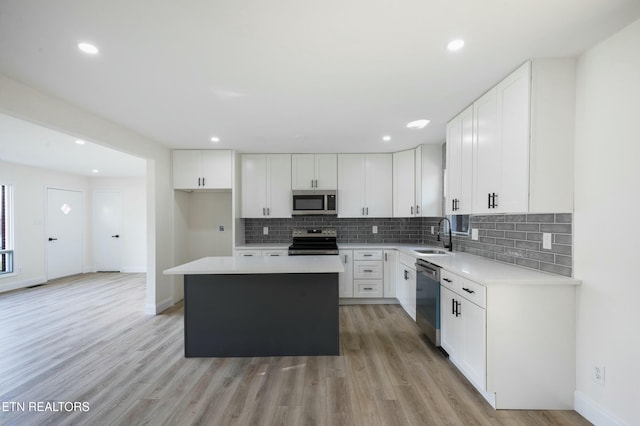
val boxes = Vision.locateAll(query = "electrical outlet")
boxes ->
[372,226,378,234]
[431,226,434,234]
[543,233,552,249]
[593,363,605,386]
[471,228,479,241]
[218,225,225,232]
[263,227,268,235]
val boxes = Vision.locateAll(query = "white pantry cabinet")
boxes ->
[337,154,392,218]
[445,106,473,214]
[468,59,576,214]
[241,154,291,218]
[173,150,232,190]
[291,154,337,190]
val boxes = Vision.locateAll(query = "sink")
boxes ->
[414,249,447,255]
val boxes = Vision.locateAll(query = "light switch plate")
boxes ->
[543,233,552,249]
[471,228,479,241]
[263,227,269,235]
[372,226,378,234]
[218,225,225,232]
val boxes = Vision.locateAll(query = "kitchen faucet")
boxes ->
[437,217,453,252]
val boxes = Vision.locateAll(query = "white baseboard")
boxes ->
[575,391,626,426]
[144,297,174,315]
[121,266,146,273]
[0,275,47,294]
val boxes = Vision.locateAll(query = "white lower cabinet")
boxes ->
[234,248,288,257]
[440,273,486,392]
[351,250,383,298]
[383,250,397,298]
[338,250,354,298]
[396,253,417,320]
[440,269,577,409]
[234,249,263,257]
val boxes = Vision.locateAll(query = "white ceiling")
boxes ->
[1,0,640,155]
[0,113,146,177]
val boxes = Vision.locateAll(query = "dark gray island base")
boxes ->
[183,272,339,357]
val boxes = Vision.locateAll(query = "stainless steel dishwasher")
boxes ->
[416,259,441,347]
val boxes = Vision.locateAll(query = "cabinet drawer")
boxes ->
[234,250,262,257]
[459,278,486,309]
[440,270,461,292]
[354,250,383,261]
[262,250,288,257]
[353,261,383,279]
[354,280,383,297]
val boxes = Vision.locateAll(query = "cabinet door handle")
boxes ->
[462,287,475,294]
[452,298,456,315]
[366,207,369,215]
[442,277,452,283]
[411,206,414,215]
[267,207,270,216]
[311,179,314,188]
[314,179,318,188]
[384,253,388,261]
[363,287,373,290]
[456,301,462,317]
[363,269,373,272]
[362,207,365,216]
[344,255,348,264]
[363,254,373,257]
[404,270,409,280]
[198,177,201,186]
[202,177,205,186]
[488,193,491,209]
[416,205,420,215]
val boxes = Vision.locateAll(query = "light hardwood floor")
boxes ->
[0,273,590,426]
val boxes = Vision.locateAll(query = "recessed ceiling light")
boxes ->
[91,169,99,174]
[78,42,99,55]
[75,139,86,145]
[382,135,391,142]
[447,39,465,52]
[210,136,220,143]
[406,119,430,129]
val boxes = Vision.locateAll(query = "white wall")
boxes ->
[0,160,90,292]
[574,18,640,426]
[89,177,147,273]
[0,73,175,314]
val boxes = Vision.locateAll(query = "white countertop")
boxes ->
[164,255,345,275]
[234,242,580,286]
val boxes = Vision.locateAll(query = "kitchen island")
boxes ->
[164,256,344,358]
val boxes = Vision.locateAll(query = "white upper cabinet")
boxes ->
[418,144,443,217]
[241,154,291,218]
[393,149,415,217]
[447,58,576,214]
[173,150,232,190]
[473,62,530,214]
[446,106,473,214]
[291,154,337,190]
[338,154,392,218]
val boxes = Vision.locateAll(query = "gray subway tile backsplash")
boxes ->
[243,212,573,277]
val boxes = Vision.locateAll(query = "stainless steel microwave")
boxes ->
[292,190,337,215]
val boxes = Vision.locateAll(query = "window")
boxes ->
[447,214,470,235]
[1,184,13,275]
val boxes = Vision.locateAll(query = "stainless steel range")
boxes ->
[288,228,338,255]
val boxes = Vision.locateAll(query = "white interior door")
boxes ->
[93,191,122,272]
[47,188,84,280]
